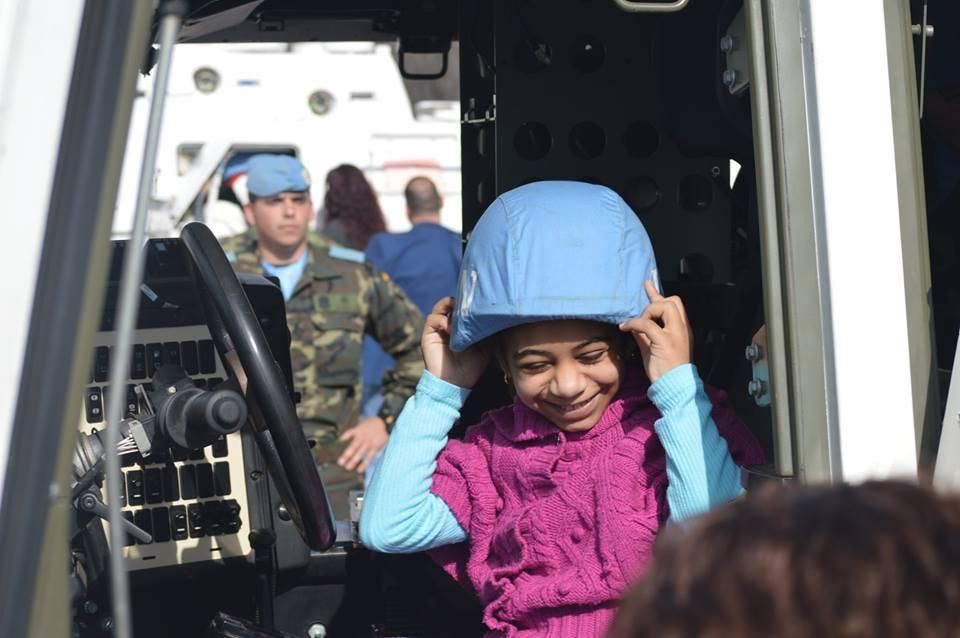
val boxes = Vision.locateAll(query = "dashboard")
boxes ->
[76,238,297,572]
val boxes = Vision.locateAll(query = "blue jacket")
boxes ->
[362,222,462,393]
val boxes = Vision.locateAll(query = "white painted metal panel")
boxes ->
[0,0,85,503]
[805,0,917,480]
[935,334,960,490]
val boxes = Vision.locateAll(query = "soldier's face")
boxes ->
[501,320,624,433]
[244,191,314,249]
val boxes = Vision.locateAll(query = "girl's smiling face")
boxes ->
[501,320,625,432]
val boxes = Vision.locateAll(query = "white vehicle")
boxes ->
[0,1,954,637]
[114,41,463,240]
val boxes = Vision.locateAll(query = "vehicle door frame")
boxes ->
[0,2,153,636]
[746,0,934,481]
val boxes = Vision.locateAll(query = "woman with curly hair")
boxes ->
[320,164,387,250]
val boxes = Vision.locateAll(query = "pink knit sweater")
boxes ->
[429,372,764,637]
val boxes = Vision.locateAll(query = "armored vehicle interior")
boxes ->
[1,1,956,637]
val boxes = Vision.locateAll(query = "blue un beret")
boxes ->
[245,154,311,197]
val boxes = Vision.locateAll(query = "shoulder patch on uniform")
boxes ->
[328,245,365,264]
[306,231,332,249]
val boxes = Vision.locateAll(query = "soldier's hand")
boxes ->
[338,416,389,473]
[619,280,693,383]
[423,297,491,389]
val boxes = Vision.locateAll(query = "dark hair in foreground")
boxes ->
[610,480,960,638]
[322,164,386,249]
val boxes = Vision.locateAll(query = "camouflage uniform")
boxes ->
[221,230,424,516]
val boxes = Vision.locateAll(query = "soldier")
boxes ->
[220,154,424,518]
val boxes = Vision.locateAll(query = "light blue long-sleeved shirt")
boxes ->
[361,364,744,553]
[260,251,308,301]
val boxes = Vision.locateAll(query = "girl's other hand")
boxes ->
[619,280,694,383]
[422,297,491,389]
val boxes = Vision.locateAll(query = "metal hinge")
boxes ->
[913,0,934,118]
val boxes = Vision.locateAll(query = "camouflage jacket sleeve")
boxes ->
[363,265,425,430]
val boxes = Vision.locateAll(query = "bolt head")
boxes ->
[720,35,735,52]
[747,379,767,398]
[307,623,327,638]
[723,69,737,87]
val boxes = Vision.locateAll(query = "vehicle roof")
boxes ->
[166,0,457,45]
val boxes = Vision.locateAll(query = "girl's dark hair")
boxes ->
[609,480,960,638]
[322,164,387,250]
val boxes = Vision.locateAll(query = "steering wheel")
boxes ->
[180,222,336,551]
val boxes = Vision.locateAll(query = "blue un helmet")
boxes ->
[449,181,660,352]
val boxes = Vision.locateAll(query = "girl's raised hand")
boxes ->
[619,280,694,383]
[422,297,491,389]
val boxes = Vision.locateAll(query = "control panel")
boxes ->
[79,326,252,571]
[71,238,297,573]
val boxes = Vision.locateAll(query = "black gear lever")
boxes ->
[150,364,247,450]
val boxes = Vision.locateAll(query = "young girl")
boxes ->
[360,181,764,637]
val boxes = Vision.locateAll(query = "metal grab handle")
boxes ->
[398,46,449,80]
[104,2,187,637]
[612,0,689,13]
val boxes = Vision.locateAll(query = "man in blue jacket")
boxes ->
[361,176,462,408]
